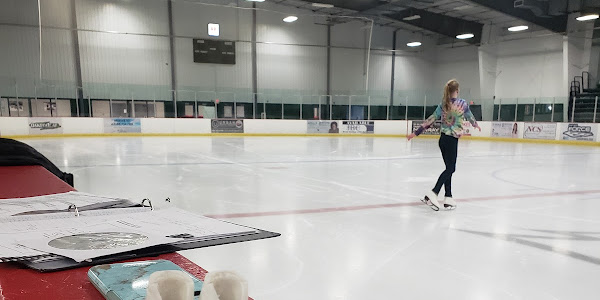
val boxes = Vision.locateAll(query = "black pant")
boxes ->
[433,134,458,197]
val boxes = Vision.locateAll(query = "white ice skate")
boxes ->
[443,197,456,210]
[421,191,440,211]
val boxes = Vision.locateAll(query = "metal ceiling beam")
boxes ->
[300,0,383,12]
[301,0,479,44]
[388,8,483,45]
[465,0,568,33]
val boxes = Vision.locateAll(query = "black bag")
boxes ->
[0,138,74,187]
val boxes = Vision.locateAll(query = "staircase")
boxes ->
[570,71,600,123]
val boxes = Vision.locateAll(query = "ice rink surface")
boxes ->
[24,136,600,300]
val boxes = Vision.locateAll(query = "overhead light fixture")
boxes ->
[403,15,421,21]
[456,33,474,39]
[576,13,599,21]
[407,42,422,47]
[283,16,298,23]
[508,25,529,32]
[312,3,334,8]
[246,0,265,2]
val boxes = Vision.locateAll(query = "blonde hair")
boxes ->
[443,79,459,112]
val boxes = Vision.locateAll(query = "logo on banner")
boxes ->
[563,124,594,141]
[29,118,64,134]
[563,124,593,138]
[104,118,142,133]
[523,123,556,140]
[211,119,244,133]
[29,121,61,130]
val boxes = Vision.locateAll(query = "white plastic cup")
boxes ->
[145,270,195,300]
[199,271,248,300]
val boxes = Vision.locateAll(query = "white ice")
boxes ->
[22,137,600,300]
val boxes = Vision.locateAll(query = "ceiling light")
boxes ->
[403,15,421,21]
[407,42,422,47]
[283,16,298,23]
[508,25,528,32]
[246,0,265,2]
[312,3,334,8]
[576,13,599,21]
[456,33,474,39]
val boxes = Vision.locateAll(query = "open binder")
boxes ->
[0,193,280,272]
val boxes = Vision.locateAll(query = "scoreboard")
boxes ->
[193,39,236,65]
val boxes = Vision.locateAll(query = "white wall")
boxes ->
[0,26,42,87]
[0,0,77,98]
[434,45,481,101]
[257,3,326,46]
[495,51,564,100]
[478,47,498,120]
[257,44,327,94]
[367,50,392,105]
[173,0,251,41]
[255,3,328,95]
[565,16,595,88]
[493,35,565,100]
[0,0,39,26]
[77,0,171,99]
[330,23,398,97]
[330,20,369,95]
[78,32,171,87]
[331,48,366,95]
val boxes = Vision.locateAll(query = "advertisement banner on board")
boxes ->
[340,120,374,134]
[211,119,244,133]
[412,120,441,135]
[307,120,374,134]
[104,118,142,133]
[28,118,63,134]
[307,120,338,133]
[523,123,557,140]
[561,123,596,141]
[491,122,520,138]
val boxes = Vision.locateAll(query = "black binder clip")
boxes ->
[67,204,80,217]
[141,198,154,211]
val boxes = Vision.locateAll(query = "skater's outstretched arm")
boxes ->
[464,102,481,131]
[407,105,442,140]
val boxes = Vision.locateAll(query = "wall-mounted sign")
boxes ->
[208,23,219,37]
